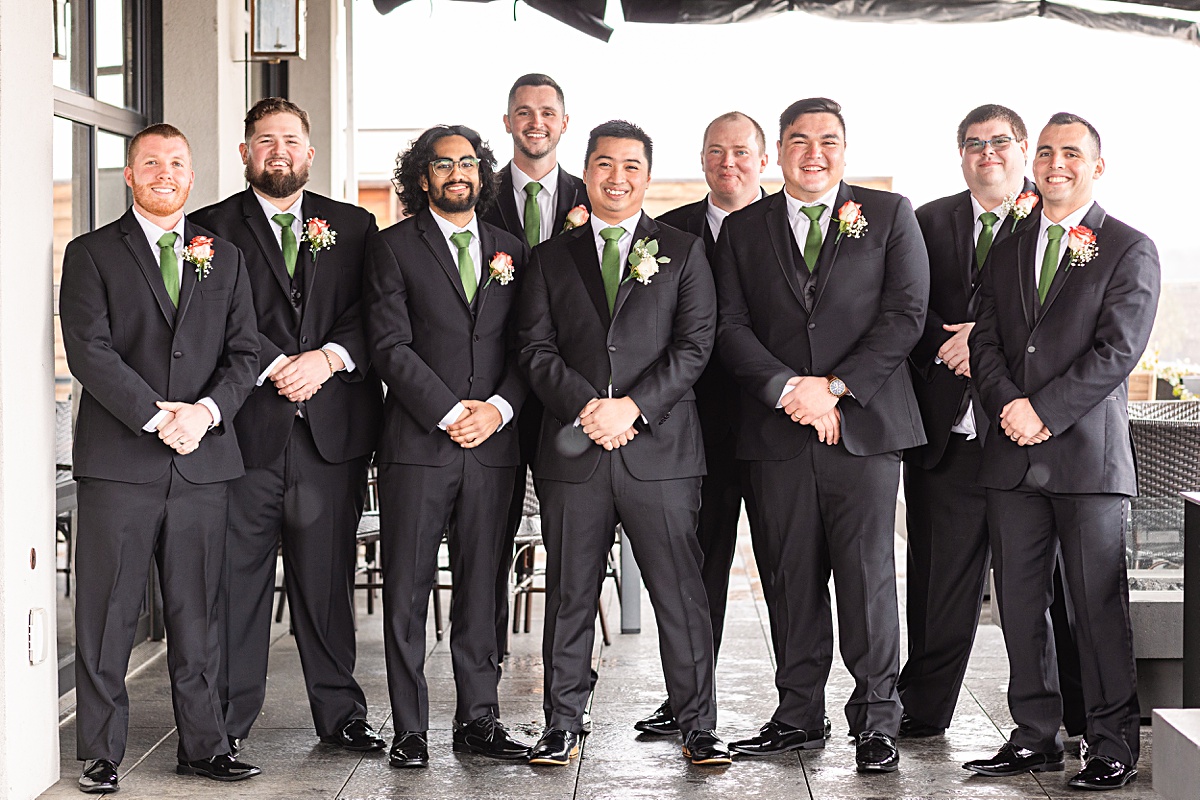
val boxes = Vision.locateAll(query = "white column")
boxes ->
[289,0,346,199]
[0,0,61,796]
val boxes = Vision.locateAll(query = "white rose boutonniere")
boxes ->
[1001,190,1039,232]
[625,237,670,286]
[563,205,589,232]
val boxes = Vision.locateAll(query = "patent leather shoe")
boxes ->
[529,729,580,766]
[453,713,532,759]
[963,742,1065,776]
[320,718,386,751]
[682,729,732,765]
[175,753,261,781]
[729,719,827,755]
[899,712,945,738]
[635,699,680,736]
[388,731,429,768]
[855,730,900,773]
[1068,755,1137,790]
[78,759,119,794]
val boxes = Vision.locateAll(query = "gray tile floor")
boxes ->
[44,519,1160,799]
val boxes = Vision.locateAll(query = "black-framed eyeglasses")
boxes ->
[961,136,1015,154]
[429,157,480,177]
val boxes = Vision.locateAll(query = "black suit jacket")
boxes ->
[60,209,259,484]
[364,208,529,468]
[969,203,1160,495]
[483,163,589,242]
[907,180,1038,469]
[715,184,929,460]
[190,189,383,467]
[517,214,716,484]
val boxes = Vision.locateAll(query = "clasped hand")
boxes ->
[270,350,343,402]
[447,400,502,448]
[938,322,974,378]
[155,401,213,455]
[782,377,842,445]
[580,397,640,451]
[1000,397,1051,446]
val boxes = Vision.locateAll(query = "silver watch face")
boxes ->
[829,378,847,397]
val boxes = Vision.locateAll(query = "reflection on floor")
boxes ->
[42,517,1161,799]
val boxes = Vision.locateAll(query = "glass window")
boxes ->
[94,0,141,112]
[96,130,130,227]
[53,0,90,94]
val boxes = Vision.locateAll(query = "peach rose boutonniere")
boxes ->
[835,200,867,242]
[182,235,215,280]
[485,251,515,288]
[625,237,670,286]
[563,205,589,232]
[1001,190,1039,231]
[1066,225,1098,267]
[301,217,337,263]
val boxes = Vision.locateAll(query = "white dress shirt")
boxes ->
[1035,201,1094,286]
[705,196,733,242]
[253,191,355,385]
[510,161,559,245]
[428,208,514,432]
[131,206,222,432]
[589,210,643,281]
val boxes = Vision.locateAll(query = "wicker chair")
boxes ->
[1127,400,1200,570]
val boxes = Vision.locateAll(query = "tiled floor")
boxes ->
[43,517,1160,799]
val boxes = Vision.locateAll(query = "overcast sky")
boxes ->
[354,0,1200,283]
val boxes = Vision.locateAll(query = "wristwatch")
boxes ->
[827,375,848,398]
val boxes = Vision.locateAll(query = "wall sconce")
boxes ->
[250,0,306,60]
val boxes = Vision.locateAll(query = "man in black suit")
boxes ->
[60,124,261,793]
[964,114,1158,791]
[190,98,385,755]
[716,98,929,773]
[364,125,532,768]
[517,120,730,766]
[633,111,768,738]
[482,73,590,671]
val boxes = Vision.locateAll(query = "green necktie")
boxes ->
[450,230,477,302]
[976,211,999,270]
[1038,224,1065,304]
[157,231,180,308]
[800,204,826,272]
[523,181,543,250]
[600,226,624,314]
[272,212,298,277]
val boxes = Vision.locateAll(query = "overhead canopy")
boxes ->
[372,0,1200,44]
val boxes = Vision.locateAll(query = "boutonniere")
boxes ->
[484,251,515,288]
[182,235,215,280]
[835,200,867,242]
[301,217,337,263]
[624,237,670,285]
[563,205,589,232]
[1001,190,1039,232]
[1066,225,1098,266]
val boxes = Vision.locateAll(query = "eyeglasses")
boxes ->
[429,157,480,177]
[961,136,1015,154]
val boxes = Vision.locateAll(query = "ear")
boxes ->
[503,114,512,135]
[238,142,249,166]
[560,113,569,135]
[419,173,429,192]
[1093,157,1105,179]
[123,166,134,189]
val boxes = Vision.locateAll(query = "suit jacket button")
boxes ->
[608,345,616,352]
[172,351,182,359]
[801,367,810,375]
[808,322,816,330]
[474,334,480,342]
[301,336,309,344]
[1027,345,1036,353]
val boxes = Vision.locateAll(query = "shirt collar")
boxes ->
[430,207,480,242]
[131,205,186,250]
[510,161,559,198]
[254,190,304,225]
[783,183,841,223]
[1039,201,1094,238]
[589,210,642,241]
[970,193,1010,223]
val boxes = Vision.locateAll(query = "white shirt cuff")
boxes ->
[486,395,514,432]
[322,342,354,373]
[776,380,798,409]
[143,408,169,432]
[257,353,290,386]
[438,402,466,431]
[197,397,221,428]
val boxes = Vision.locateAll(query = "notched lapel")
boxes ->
[611,214,658,321]
[417,211,471,308]
[173,219,203,328]
[1016,223,1038,330]
[1038,203,1108,323]
[241,189,293,301]
[553,166,579,232]
[120,212,176,327]
[566,226,611,328]
[765,193,807,307]
[811,183,853,313]
[497,166,521,237]
[951,194,974,298]
[299,195,322,308]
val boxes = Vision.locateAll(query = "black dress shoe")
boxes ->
[899,712,945,738]
[1068,755,1137,790]
[321,718,386,751]
[729,720,827,756]
[963,742,1065,776]
[682,730,732,765]
[634,699,680,736]
[581,709,593,736]
[856,730,900,773]
[78,759,119,794]
[529,729,580,766]
[227,736,242,758]
[389,732,429,768]
[453,713,532,760]
[175,753,261,781]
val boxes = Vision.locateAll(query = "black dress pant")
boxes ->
[221,418,369,739]
[696,430,744,661]
[75,467,228,764]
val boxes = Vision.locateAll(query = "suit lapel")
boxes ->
[174,219,202,328]
[417,209,471,308]
[475,223,497,320]
[552,166,579,233]
[765,192,807,307]
[299,193,321,308]
[566,226,611,328]
[951,192,974,298]
[240,189,293,302]
[119,210,178,327]
[1037,202,1107,324]
[612,213,657,321]
[1016,222,1038,330]
[496,165,521,239]
[810,183,853,314]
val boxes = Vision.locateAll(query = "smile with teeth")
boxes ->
[151,186,176,194]
[603,187,628,198]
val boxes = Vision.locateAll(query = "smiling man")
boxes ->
[60,123,260,793]
[715,98,929,774]
[517,120,728,766]
[191,98,385,758]
[964,113,1159,791]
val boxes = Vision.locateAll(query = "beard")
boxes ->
[131,180,188,218]
[514,131,556,162]
[246,160,310,198]
[429,180,478,214]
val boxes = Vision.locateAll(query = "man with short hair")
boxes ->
[716,98,929,774]
[517,120,729,766]
[633,110,769,738]
[61,123,261,793]
[964,113,1158,791]
[482,73,590,672]
[364,125,531,768]
[191,97,385,755]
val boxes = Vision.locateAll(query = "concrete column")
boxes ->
[0,0,61,796]
[289,0,348,199]
[162,0,250,209]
